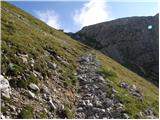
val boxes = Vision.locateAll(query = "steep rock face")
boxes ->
[69,14,159,85]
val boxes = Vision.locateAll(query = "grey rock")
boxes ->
[77,107,83,112]
[41,85,50,94]
[130,84,137,90]
[123,113,129,119]
[29,83,40,91]
[116,106,124,112]
[131,91,141,97]
[0,113,5,119]
[95,100,102,107]
[100,109,106,113]
[145,115,156,119]
[44,108,48,113]
[0,75,11,98]
[10,105,16,112]
[116,103,124,108]
[98,76,105,82]
[33,70,43,80]
[112,88,118,94]
[106,107,112,113]
[21,57,28,63]
[144,108,153,115]
[49,99,57,110]
[17,53,28,63]
[27,90,35,98]
[105,98,113,107]
[30,58,35,67]
[120,81,129,89]
[47,61,57,70]
[87,102,93,107]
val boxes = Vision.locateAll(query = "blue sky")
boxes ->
[8,0,158,32]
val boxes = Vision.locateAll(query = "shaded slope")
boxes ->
[1,2,159,119]
[69,15,159,86]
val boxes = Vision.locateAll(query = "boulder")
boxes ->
[0,75,11,98]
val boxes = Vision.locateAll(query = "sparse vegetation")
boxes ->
[1,1,158,119]
[38,110,48,118]
[16,74,39,88]
[18,105,34,119]
[63,106,74,118]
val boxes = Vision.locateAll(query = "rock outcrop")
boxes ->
[69,14,159,86]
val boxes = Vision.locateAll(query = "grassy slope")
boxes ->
[1,1,158,118]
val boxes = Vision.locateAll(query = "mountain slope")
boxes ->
[69,15,159,86]
[1,2,159,119]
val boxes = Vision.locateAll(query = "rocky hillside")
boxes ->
[1,2,159,119]
[69,14,159,86]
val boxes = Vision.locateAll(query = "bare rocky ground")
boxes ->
[75,53,128,118]
[0,53,157,119]
[75,53,156,119]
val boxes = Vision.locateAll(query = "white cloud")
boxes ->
[73,0,111,28]
[35,9,61,29]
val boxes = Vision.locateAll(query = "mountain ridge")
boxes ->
[68,14,159,86]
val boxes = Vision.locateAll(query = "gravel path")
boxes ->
[75,53,128,119]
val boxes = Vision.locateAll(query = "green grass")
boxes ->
[1,1,159,119]
[96,52,159,118]
[18,105,34,119]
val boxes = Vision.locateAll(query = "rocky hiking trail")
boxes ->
[75,53,157,119]
[75,53,129,119]
[0,53,157,119]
